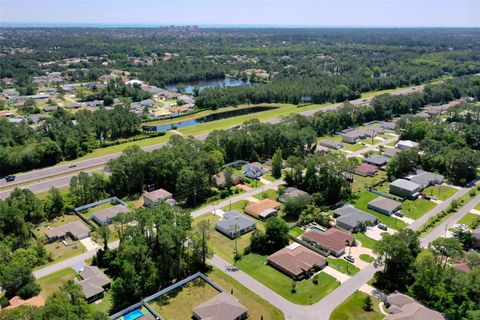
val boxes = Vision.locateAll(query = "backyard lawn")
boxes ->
[343,143,367,152]
[402,198,436,220]
[236,253,339,305]
[89,291,112,314]
[327,257,360,275]
[288,226,305,238]
[34,214,82,237]
[424,185,457,201]
[330,291,384,320]
[457,212,480,229]
[354,233,378,250]
[208,268,284,320]
[352,172,387,193]
[37,267,78,297]
[149,278,220,319]
[350,191,407,230]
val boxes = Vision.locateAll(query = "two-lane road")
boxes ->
[0,85,422,196]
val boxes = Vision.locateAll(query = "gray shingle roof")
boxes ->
[216,211,256,232]
[45,221,90,239]
[333,205,378,229]
[408,170,444,188]
[78,266,111,299]
[193,292,247,320]
[364,155,390,166]
[92,204,129,224]
[390,179,422,192]
[368,197,402,212]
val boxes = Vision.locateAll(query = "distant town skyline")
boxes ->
[1,0,479,28]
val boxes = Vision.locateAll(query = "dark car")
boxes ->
[5,175,16,182]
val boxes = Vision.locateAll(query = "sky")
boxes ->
[0,0,479,28]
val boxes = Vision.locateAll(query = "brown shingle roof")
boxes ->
[302,228,355,253]
[355,163,378,176]
[267,243,327,278]
[385,293,445,320]
[244,199,281,219]
[143,188,173,202]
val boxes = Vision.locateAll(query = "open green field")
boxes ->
[349,191,407,230]
[402,198,436,220]
[327,257,360,275]
[424,185,458,201]
[354,233,378,250]
[330,291,384,320]
[150,278,220,319]
[208,268,285,320]
[37,267,77,297]
[236,253,339,305]
[457,212,480,229]
[254,189,279,201]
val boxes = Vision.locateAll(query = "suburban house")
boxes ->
[315,144,330,153]
[383,148,402,158]
[368,197,402,216]
[301,228,355,257]
[407,169,444,188]
[278,187,309,203]
[140,99,155,107]
[92,204,129,226]
[178,95,196,105]
[85,100,104,108]
[244,199,281,220]
[354,163,378,177]
[389,179,422,199]
[66,102,81,109]
[215,211,256,239]
[333,205,378,231]
[341,128,367,144]
[363,155,390,167]
[385,292,445,320]
[267,243,327,279]
[143,188,175,207]
[395,140,419,150]
[77,265,111,303]
[192,292,248,320]
[243,162,265,179]
[319,140,343,150]
[211,172,242,187]
[381,121,398,130]
[45,221,90,242]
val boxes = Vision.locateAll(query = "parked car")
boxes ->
[68,163,77,168]
[344,255,355,263]
[5,175,15,182]
[394,211,404,217]
[378,223,388,231]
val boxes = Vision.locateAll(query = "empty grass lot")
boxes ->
[350,191,407,230]
[150,278,220,319]
[330,291,383,320]
[423,185,458,201]
[208,268,285,320]
[354,233,378,250]
[236,253,339,305]
[254,189,279,201]
[402,198,436,220]
[37,267,77,297]
[44,241,87,265]
[327,257,360,275]
[352,172,388,193]
[457,212,480,229]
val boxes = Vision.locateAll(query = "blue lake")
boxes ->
[143,106,277,132]
[164,78,250,94]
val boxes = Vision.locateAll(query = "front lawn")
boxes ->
[208,268,284,320]
[236,253,340,305]
[37,267,77,297]
[457,213,480,229]
[402,198,436,220]
[353,233,378,250]
[359,254,375,263]
[44,241,87,265]
[330,291,383,320]
[423,185,457,201]
[343,143,366,152]
[327,257,360,275]
[349,191,407,230]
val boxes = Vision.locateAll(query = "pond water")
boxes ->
[164,78,250,94]
[143,106,277,132]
